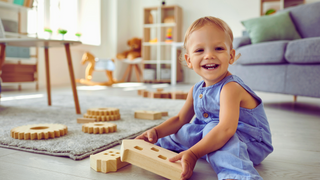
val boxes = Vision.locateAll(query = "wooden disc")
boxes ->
[10,124,68,140]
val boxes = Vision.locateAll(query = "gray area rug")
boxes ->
[0,94,185,160]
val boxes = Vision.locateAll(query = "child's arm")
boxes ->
[169,82,244,179]
[135,86,195,143]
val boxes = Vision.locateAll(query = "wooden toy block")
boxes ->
[77,117,96,123]
[171,91,188,100]
[83,107,121,121]
[156,88,164,92]
[161,111,168,116]
[160,92,171,99]
[120,139,182,180]
[90,149,130,173]
[134,110,162,120]
[142,90,149,97]
[138,89,144,95]
[148,91,161,98]
[82,122,117,134]
[11,124,68,140]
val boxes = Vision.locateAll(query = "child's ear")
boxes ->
[229,49,236,65]
[184,54,193,69]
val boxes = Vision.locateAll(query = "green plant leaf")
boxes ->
[58,29,68,35]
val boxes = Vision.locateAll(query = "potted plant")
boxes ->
[58,29,68,39]
[44,27,52,39]
[75,32,81,40]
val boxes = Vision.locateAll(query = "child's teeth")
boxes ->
[205,64,216,68]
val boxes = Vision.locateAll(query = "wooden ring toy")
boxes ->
[11,124,68,140]
[82,122,117,134]
[84,108,121,121]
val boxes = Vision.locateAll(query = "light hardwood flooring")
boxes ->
[0,83,319,180]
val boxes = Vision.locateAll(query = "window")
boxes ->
[27,0,101,46]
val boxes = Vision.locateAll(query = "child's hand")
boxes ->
[134,128,158,144]
[169,149,198,180]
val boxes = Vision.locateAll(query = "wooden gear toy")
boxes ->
[120,139,182,180]
[90,149,130,173]
[11,124,68,140]
[83,107,121,121]
[82,122,117,134]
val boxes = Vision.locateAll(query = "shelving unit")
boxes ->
[0,1,39,90]
[142,5,183,84]
[260,0,305,15]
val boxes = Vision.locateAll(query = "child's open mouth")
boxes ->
[202,64,219,70]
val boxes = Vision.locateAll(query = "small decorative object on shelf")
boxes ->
[265,9,276,15]
[165,28,173,43]
[164,16,175,23]
[58,29,67,39]
[149,37,158,43]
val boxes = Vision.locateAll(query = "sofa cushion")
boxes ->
[236,41,289,65]
[228,64,287,93]
[241,11,301,44]
[233,36,251,50]
[281,2,320,38]
[285,37,320,64]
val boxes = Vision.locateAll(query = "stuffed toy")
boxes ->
[116,37,142,60]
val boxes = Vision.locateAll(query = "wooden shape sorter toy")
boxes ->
[134,110,162,120]
[82,122,117,134]
[120,139,182,180]
[83,107,121,121]
[90,149,130,173]
[11,124,68,140]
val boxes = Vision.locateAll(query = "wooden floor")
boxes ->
[0,83,320,180]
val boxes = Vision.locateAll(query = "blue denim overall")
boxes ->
[156,75,273,180]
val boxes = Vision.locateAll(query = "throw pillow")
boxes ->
[241,11,301,44]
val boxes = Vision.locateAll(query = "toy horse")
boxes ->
[76,52,117,86]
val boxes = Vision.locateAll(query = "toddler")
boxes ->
[136,16,273,180]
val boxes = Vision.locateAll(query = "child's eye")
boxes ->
[195,49,203,52]
[216,47,224,51]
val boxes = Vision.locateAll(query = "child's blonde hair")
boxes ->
[180,16,240,64]
[184,16,234,52]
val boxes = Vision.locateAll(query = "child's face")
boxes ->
[185,24,235,87]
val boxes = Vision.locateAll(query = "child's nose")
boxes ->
[204,51,215,60]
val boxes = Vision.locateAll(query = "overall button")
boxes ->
[199,94,203,99]
[203,113,209,118]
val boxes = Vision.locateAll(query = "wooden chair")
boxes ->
[121,58,143,82]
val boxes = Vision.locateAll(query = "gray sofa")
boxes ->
[229,2,320,98]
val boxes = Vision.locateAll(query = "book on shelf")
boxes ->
[23,0,33,8]
[13,0,24,6]
[12,0,33,8]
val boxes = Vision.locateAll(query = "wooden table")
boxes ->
[0,38,82,114]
